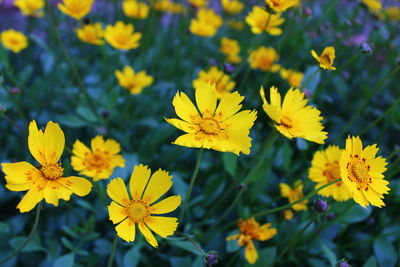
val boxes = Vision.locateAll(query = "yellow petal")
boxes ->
[257,223,277,241]
[138,222,158,248]
[279,183,291,197]
[91,136,105,151]
[72,139,91,159]
[369,179,390,194]
[2,162,40,191]
[107,177,130,206]
[142,169,172,204]
[116,218,136,242]
[172,91,200,123]
[165,118,200,133]
[363,189,385,208]
[129,164,151,200]
[215,91,244,120]
[71,156,86,172]
[352,136,363,156]
[311,50,320,61]
[195,81,217,117]
[223,110,257,131]
[28,120,46,165]
[44,181,72,206]
[352,190,369,208]
[226,234,240,241]
[172,133,203,148]
[245,241,258,264]
[108,201,128,224]
[104,139,122,155]
[150,195,181,214]
[43,121,65,164]
[58,176,92,197]
[145,216,178,238]
[17,180,47,213]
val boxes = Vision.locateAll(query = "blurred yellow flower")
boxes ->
[309,146,351,201]
[166,82,257,155]
[58,0,94,20]
[265,0,299,12]
[280,181,308,211]
[221,0,244,15]
[283,209,293,220]
[190,8,223,37]
[75,23,104,45]
[226,218,277,264]
[220,37,242,64]
[193,66,236,99]
[188,0,207,8]
[340,136,389,208]
[260,86,328,144]
[107,165,181,246]
[154,0,186,14]
[71,136,125,181]
[14,0,44,17]
[311,46,336,70]
[385,7,400,21]
[280,68,303,87]
[245,6,284,35]
[104,21,142,50]
[248,46,279,71]
[1,121,92,213]
[115,66,154,94]
[361,0,382,12]
[0,29,28,53]
[123,0,150,19]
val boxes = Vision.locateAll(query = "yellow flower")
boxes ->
[1,121,92,213]
[280,68,303,87]
[154,0,186,14]
[309,146,351,201]
[0,29,28,54]
[311,46,336,71]
[221,0,244,15]
[260,86,328,144]
[107,164,181,247]
[265,0,299,12]
[283,209,293,220]
[340,136,389,208]
[104,21,142,50]
[226,218,277,264]
[248,46,279,71]
[280,181,308,211]
[189,8,223,37]
[193,66,236,99]
[166,82,257,155]
[71,136,125,181]
[220,37,242,64]
[14,0,44,17]
[75,23,104,46]
[115,66,154,94]
[188,0,207,8]
[245,6,284,35]
[123,0,150,19]
[361,0,382,12]
[58,0,94,20]
[385,7,400,21]
[197,8,223,28]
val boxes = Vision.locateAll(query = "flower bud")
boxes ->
[314,199,328,213]
[209,59,217,67]
[101,110,110,118]
[359,42,373,54]
[327,212,334,220]
[223,63,235,74]
[10,87,20,95]
[97,126,107,135]
[337,260,350,267]
[204,251,218,266]
[303,7,312,17]
[303,89,313,99]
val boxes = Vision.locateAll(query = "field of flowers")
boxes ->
[0,0,399,266]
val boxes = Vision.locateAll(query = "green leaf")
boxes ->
[245,246,277,267]
[57,114,87,128]
[0,222,10,233]
[320,242,337,267]
[222,152,237,178]
[338,205,372,223]
[373,237,397,267]
[53,253,75,267]
[169,241,203,256]
[9,233,44,252]
[301,66,321,92]
[76,106,98,123]
[363,256,378,267]
[123,246,140,267]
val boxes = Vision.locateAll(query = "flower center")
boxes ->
[41,163,64,180]
[321,54,332,66]
[84,150,110,172]
[280,115,293,128]
[351,162,369,182]
[200,118,220,134]
[127,200,150,223]
[325,161,341,182]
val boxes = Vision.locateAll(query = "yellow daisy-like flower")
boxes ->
[123,0,150,19]
[71,136,125,181]
[361,0,382,12]
[245,6,285,35]
[190,8,223,37]
[280,68,303,88]
[14,0,44,17]
[58,0,94,20]
[115,66,154,95]
[248,46,280,72]
[188,0,207,8]
[265,0,299,12]
[166,82,257,155]
[283,209,293,220]
[309,146,351,201]
[385,6,400,21]
[220,37,242,64]
[193,66,236,100]
[107,164,181,247]
[260,86,328,144]
[104,21,142,50]
[226,218,277,264]
[221,0,244,15]
[311,46,336,71]
[75,23,104,46]
[280,180,308,211]
[0,29,28,54]
[1,121,92,213]
[340,136,389,208]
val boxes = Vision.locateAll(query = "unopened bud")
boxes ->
[223,63,235,74]
[303,7,312,17]
[101,110,110,118]
[10,87,20,95]
[314,199,328,213]
[204,252,218,266]
[209,59,217,67]
[327,212,334,220]
[359,42,373,54]
[303,89,313,99]
[337,260,350,267]
[97,126,107,135]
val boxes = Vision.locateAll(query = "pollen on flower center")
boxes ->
[84,151,110,171]
[200,118,220,134]
[127,200,150,223]
[351,162,369,182]
[41,163,64,180]
[321,54,332,65]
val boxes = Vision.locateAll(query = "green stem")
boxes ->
[0,204,41,264]
[94,182,108,206]
[300,67,319,91]
[175,231,207,256]
[106,235,118,267]
[387,148,400,162]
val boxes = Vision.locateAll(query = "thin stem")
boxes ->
[1,114,26,137]
[175,231,207,256]
[300,67,319,91]
[387,148,400,162]
[0,204,41,264]
[106,235,118,267]
[94,182,108,206]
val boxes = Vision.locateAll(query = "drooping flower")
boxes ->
[166,81,257,155]
[188,0,207,8]
[260,86,328,144]
[309,146,351,201]
[226,218,277,264]
[280,68,303,88]
[107,164,181,247]
[221,0,244,15]
[0,29,28,53]
[104,21,142,50]
[123,0,150,19]
[189,8,223,37]
[340,136,389,208]
[1,121,92,213]
[220,37,242,64]
[248,46,280,72]
[280,180,308,210]
[58,0,94,20]
[265,0,299,12]
[115,66,154,94]
[245,6,284,35]
[193,66,236,99]
[311,46,336,71]
[75,23,104,46]
[14,0,44,17]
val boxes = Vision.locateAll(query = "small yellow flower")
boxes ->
[166,82,257,155]
[104,21,142,50]
[280,68,303,87]
[71,136,125,181]
[309,146,351,201]
[154,0,186,14]
[283,209,293,220]
[265,0,299,12]
[115,66,154,94]
[189,19,219,37]
[75,23,104,46]
[58,0,94,20]
[385,7,400,21]
[123,0,150,19]
[280,181,308,211]
[0,29,28,53]
[245,6,284,35]
[193,66,236,99]
[260,86,328,144]
[220,37,242,64]
[226,218,277,264]
[248,46,280,71]
[221,0,244,15]
[361,0,382,12]
[107,164,181,247]
[14,0,44,17]
[340,136,389,208]
[1,121,92,213]
[311,46,336,71]
[188,0,207,8]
